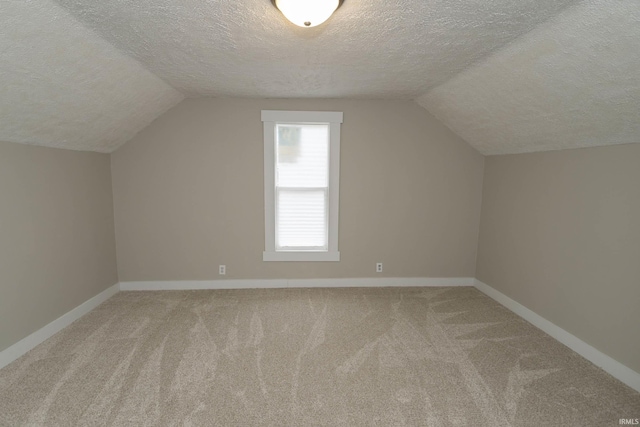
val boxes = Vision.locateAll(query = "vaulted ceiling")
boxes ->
[1,0,638,154]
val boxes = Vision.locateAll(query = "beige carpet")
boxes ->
[1,287,638,426]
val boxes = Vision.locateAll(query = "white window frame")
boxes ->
[262,110,342,262]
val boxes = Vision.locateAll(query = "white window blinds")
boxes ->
[262,110,342,262]
[275,124,329,250]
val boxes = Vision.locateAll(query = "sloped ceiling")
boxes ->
[1,0,183,153]
[417,0,640,155]
[1,0,638,154]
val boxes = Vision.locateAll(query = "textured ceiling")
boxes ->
[418,0,640,155]
[53,0,577,98]
[2,0,637,154]
[0,0,183,153]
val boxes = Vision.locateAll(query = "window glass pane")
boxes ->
[277,189,327,249]
[276,124,329,188]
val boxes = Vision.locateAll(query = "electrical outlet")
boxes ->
[376,262,383,273]
[219,265,226,275]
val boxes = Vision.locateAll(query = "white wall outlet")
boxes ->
[219,265,226,275]
[376,262,383,273]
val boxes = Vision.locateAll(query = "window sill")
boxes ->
[263,251,340,262]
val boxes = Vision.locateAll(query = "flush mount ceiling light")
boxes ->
[272,0,344,28]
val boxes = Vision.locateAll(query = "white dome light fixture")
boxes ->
[272,0,344,28]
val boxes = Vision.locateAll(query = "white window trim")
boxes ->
[262,110,342,262]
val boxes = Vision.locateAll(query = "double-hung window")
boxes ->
[262,110,342,261]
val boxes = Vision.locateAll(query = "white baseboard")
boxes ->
[0,283,120,370]
[119,277,474,291]
[474,279,640,393]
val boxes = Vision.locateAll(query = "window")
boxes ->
[262,110,343,261]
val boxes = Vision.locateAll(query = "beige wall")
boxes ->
[476,144,640,373]
[0,141,118,352]
[111,98,484,281]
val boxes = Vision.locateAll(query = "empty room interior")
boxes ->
[1,0,639,425]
